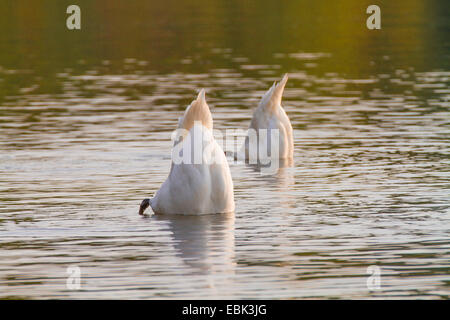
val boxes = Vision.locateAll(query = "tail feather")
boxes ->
[259,74,288,111]
[181,89,213,131]
[274,73,288,102]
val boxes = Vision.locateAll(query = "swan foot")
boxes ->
[139,198,150,215]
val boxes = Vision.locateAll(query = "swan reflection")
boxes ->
[153,212,236,289]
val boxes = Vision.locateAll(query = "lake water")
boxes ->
[0,0,449,299]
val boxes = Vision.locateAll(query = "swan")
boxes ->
[139,89,235,215]
[237,74,293,163]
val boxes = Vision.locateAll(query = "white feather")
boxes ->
[238,74,294,161]
[149,90,235,215]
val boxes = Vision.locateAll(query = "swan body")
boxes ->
[238,74,293,162]
[140,90,235,215]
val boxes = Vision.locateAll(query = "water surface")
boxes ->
[0,0,449,299]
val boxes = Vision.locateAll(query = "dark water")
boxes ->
[0,0,449,299]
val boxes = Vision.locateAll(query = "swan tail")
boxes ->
[181,89,213,132]
[259,74,288,111]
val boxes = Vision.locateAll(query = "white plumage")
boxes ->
[140,89,235,215]
[238,74,294,162]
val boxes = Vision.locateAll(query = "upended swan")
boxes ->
[237,74,293,162]
[139,89,235,215]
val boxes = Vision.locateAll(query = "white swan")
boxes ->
[237,74,293,162]
[139,89,235,215]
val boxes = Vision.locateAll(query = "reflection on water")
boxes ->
[0,0,449,299]
[155,213,235,291]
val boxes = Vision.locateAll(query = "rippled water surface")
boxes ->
[0,0,449,299]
